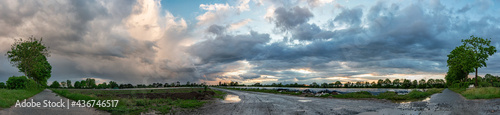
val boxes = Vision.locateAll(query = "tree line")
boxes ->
[46,78,207,89]
[235,78,447,89]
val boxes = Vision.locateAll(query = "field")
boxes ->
[0,88,44,108]
[224,87,444,102]
[51,88,226,114]
[450,87,500,99]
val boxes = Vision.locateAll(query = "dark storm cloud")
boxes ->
[238,74,261,80]
[193,1,500,83]
[0,0,185,84]
[188,30,271,64]
[272,6,314,30]
[2,0,500,85]
[456,4,471,13]
[334,7,363,27]
[206,24,226,35]
[291,23,335,41]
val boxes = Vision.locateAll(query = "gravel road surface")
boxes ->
[183,87,396,115]
[184,88,500,115]
[0,89,109,115]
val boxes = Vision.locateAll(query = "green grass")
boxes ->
[51,88,223,114]
[224,87,444,102]
[212,89,227,99]
[0,88,44,108]
[329,91,372,98]
[451,87,500,99]
[375,88,444,102]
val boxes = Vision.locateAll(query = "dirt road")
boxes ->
[183,87,396,115]
[0,89,109,115]
[184,88,500,115]
[359,89,500,115]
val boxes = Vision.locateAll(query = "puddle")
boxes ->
[397,97,431,104]
[298,100,312,102]
[222,95,241,103]
[396,97,432,110]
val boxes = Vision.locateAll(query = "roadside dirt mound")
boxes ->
[110,91,216,100]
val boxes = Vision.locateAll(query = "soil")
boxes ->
[103,91,216,100]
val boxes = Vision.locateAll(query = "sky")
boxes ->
[0,0,500,85]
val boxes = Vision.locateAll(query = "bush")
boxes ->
[6,76,29,89]
[0,82,6,88]
[50,81,60,88]
[408,90,429,99]
[25,79,42,89]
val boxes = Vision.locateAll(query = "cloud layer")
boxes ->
[1,0,499,85]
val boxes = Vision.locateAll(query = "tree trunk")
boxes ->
[475,67,478,87]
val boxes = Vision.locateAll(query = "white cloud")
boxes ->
[196,0,251,26]
[228,19,252,30]
[125,0,162,41]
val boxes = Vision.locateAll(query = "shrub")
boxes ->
[50,81,60,88]
[25,79,41,89]
[408,90,428,99]
[0,82,6,88]
[6,76,29,89]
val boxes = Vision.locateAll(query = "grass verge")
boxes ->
[51,88,224,114]
[0,88,44,108]
[224,87,444,102]
[450,87,500,99]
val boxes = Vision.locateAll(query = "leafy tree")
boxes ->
[66,80,72,88]
[6,76,29,89]
[427,79,435,88]
[74,81,81,88]
[102,82,108,88]
[418,79,426,88]
[377,79,384,88]
[321,82,328,88]
[61,81,66,88]
[50,81,60,88]
[6,37,52,86]
[334,81,342,88]
[80,80,87,88]
[393,79,401,88]
[86,78,96,88]
[328,82,335,88]
[412,80,418,88]
[310,82,319,88]
[402,79,411,88]
[447,35,497,86]
[344,82,350,88]
[384,78,392,88]
[0,82,6,88]
[109,81,118,89]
